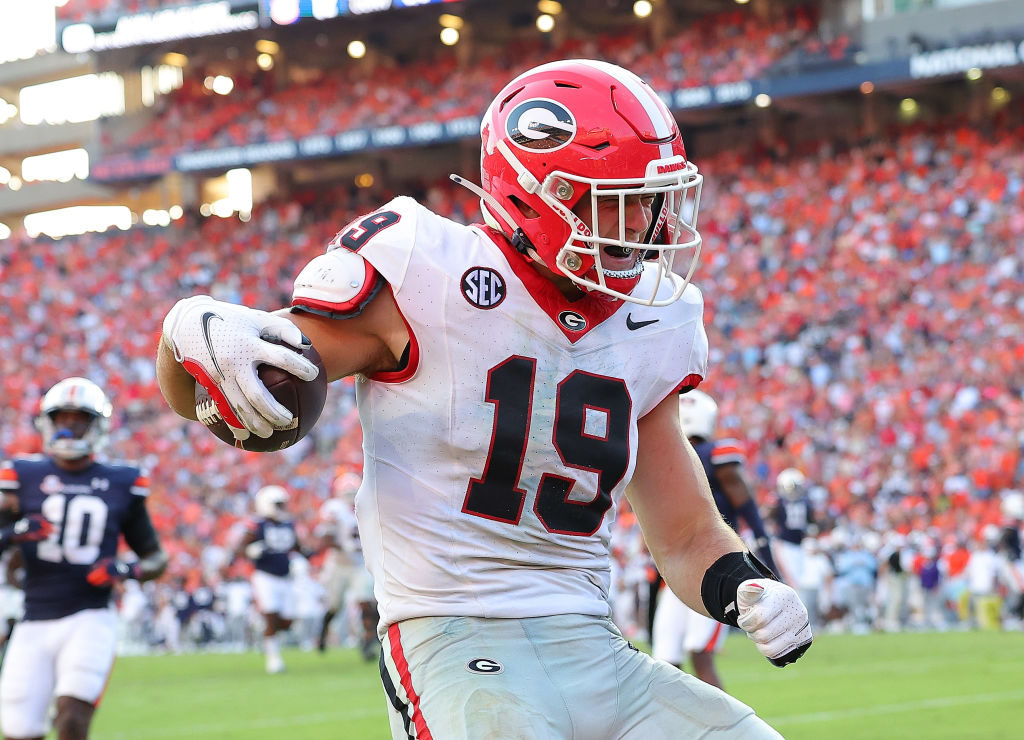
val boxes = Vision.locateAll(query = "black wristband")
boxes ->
[701,550,778,628]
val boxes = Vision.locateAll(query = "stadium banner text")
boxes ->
[59,1,261,54]
[259,0,460,26]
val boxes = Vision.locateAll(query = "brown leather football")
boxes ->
[194,343,328,452]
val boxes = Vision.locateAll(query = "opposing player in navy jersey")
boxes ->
[770,468,817,586]
[652,390,779,690]
[0,378,168,740]
[235,485,302,674]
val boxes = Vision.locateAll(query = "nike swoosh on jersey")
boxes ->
[625,313,659,330]
[200,311,226,378]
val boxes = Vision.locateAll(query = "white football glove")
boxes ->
[735,579,813,667]
[162,295,319,440]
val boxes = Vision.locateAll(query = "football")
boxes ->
[193,342,328,452]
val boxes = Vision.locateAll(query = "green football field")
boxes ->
[66,630,1024,739]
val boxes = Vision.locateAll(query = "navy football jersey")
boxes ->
[773,497,813,546]
[250,518,297,577]
[0,456,159,620]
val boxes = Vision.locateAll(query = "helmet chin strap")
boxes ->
[449,174,519,234]
[450,173,543,262]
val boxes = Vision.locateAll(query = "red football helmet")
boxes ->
[455,59,703,305]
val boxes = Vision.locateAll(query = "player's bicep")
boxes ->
[284,297,405,381]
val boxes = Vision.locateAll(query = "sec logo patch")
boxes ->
[461,267,506,309]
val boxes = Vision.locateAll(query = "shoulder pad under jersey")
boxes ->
[291,248,385,318]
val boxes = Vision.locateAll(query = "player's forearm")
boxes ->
[156,334,199,420]
[653,507,747,618]
[629,408,748,614]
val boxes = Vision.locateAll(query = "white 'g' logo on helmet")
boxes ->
[506,99,576,151]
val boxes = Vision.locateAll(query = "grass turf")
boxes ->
[57,630,1024,739]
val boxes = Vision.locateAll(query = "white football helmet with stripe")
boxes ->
[460,59,703,306]
[678,389,718,440]
[34,377,112,460]
[254,485,290,521]
[776,468,808,501]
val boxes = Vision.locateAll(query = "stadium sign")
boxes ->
[674,80,754,110]
[153,116,480,174]
[260,0,460,25]
[909,40,1024,79]
[60,2,260,54]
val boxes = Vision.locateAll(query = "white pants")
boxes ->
[379,614,781,740]
[251,570,296,619]
[321,556,374,612]
[772,540,805,587]
[651,587,727,665]
[0,608,118,738]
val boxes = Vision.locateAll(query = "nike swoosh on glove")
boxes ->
[87,557,141,587]
[162,295,319,440]
[736,579,813,667]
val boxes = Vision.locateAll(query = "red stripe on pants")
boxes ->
[388,623,433,740]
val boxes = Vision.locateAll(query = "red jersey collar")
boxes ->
[478,226,623,343]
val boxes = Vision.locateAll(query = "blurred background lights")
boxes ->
[440,27,460,46]
[438,13,463,29]
[347,40,366,59]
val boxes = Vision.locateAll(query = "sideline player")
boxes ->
[0,378,168,740]
[651,389,779,690]
[158,60,812,738]
[315,472,378,660]
[235,485,302,674]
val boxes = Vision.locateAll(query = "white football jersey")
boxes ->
[296,197,708,632]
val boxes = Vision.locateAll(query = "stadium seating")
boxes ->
[101,6,828,161]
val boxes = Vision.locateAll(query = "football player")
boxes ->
[158,60,811,738]
[235,485,302,674]
[651,389,779,690]
[770,468,817,585]
[315,472,378,660]
[0,378,168,740]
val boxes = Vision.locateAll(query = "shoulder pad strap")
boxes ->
[291,249,384,318]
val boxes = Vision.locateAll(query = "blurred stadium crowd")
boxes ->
[98,5,841,162]
[2,0,1023,655]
